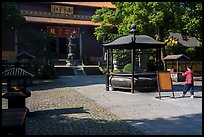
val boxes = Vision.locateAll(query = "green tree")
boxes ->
[185,47,202,61]
[165,44,186,55]
[179,2,202,42]
[17,26,54,64]
[92,2,202,63]
[2,2,25,38]
[92,6,121,42]
[2,2,55,65]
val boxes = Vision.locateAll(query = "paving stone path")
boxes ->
[2,76,202,135]
[2,79,143,135]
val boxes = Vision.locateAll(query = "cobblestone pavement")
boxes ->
[2,76,202,135]
[59,75,202,135]
[2,78,143,135]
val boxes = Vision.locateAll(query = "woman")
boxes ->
[180,66,194,99]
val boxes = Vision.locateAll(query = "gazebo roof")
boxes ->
[16,51,36,59]
[163,54,190,61]
[103,34,166,49]
[2,67,35,79]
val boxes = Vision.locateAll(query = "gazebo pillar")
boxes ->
[111,49,114,72]
[56,38,59,58]
[158,47,161,71]
[7,79,11,92]
[176,60,179,73]
[131,49,135,93]
[164,60,166,71]
[156,48,159,70]
[171,60,173,71]
[106,48,110,91]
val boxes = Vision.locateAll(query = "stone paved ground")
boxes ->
[58,75,202,135]
[2,76,202,135]
[2,78,143,135]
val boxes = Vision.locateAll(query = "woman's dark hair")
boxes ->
[187,66,192,70]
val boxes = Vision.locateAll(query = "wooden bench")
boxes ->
[2,108,28,135]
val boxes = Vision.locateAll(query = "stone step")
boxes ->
[73,67,86,76]
[54,66,103,76]
[83,66,103,75]
[54,67,75,76]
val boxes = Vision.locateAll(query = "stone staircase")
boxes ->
[54,66,75,76]
[83,66,103,75]
[73,67,86,76]
[54,65,103,76]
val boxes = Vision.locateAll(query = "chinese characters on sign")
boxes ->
[47,26,80,37]
[51,5,74,15]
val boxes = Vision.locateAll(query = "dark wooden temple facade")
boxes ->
[2,2,115,65]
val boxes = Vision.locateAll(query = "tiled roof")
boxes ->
[169,33,200,47]
[21,10,92,21]
[163,54,190,61]
[2,67,34,78]
[50,2,116,9]
[16,51,36,59]
[24,16,101,26]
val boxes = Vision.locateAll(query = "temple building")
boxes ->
[2,2,116,65]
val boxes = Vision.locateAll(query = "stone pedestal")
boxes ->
[2,91,31,109]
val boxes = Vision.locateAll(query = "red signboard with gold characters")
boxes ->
[47,26,80,37]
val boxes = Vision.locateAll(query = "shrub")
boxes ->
[35,64,57,79]
[123,63,132,72]
[101,67,121,73]
[113,68,121,73]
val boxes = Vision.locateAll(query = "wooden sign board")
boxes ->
[47,26,80,37]
[156,71,175,99]
[51,5,74,15]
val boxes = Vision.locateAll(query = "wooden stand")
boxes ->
[156,71,175,99]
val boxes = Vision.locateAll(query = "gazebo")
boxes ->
[163,54,190,82]
[16,51,36,73]
[16,51,36,61]
[163,54,190,72]
[2,62,34,109]
[102,24,166,93]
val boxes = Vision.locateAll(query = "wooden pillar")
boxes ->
[15,30,18,55]
[111,49,113,72]
[156,48,159,70]
[171,61,173,70]
[79,31,83,61]
[158,48,161,71]
[164,61,166,71]
[131,49,135,93]
[106,48,110,91]
[23,79,26,90]
[177,60,179,73]
[7,79,11,92]
[56,37,59,58]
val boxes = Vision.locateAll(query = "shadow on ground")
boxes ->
[26,107,143,135]
[26,107,202,135]
[124,113,202,135]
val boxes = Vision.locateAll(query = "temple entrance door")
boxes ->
[47,26,81,60]
[58,37,67,59]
